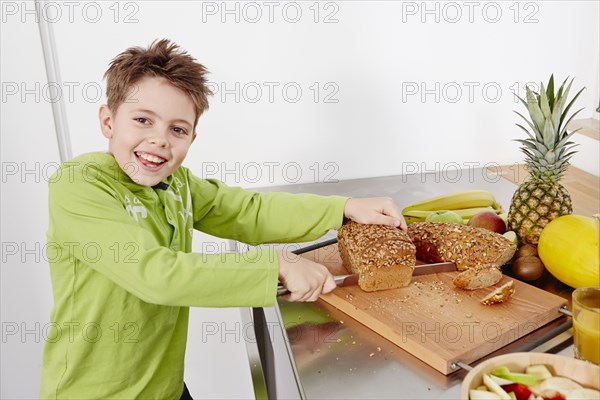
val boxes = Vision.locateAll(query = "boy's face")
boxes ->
[99,76,197,187]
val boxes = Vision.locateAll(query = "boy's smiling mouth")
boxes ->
[134,151,168,170]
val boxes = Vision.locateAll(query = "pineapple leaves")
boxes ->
[557,140,578,159]
[555,129,579,150]
[562,150,579,161]
[546,74,555,109]
[515,75,584,179]
[559,87,586,131]
[514,93,528,109]
[551,83,567,130]
[515,139,545,158]
[542,118,556,149]
[556,76,569,102]
[514,111,543,141]
[559,108,585,136]
[526,86,545,133]
[539,82,552,119]
[515,124,536,141]
[520,148,537,161]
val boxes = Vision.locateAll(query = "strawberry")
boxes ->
[501,384,532,400]
[540,391,565,400]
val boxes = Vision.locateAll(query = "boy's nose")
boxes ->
[147,131,169,148]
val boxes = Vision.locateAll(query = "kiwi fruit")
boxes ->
[512,256,544,281]
[516,244,538,259]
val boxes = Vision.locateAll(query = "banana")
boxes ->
[404,215,426,224]
[452,206,501,218]
[401,190,500,213]
[402,210,435,220]
[402,206,504,225]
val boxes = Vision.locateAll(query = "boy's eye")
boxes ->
[134,117,149,124]
[173,127,188,135]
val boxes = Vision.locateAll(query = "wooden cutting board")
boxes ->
[303,243,568,375]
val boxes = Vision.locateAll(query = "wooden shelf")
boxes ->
[568,118,600,141]
[491,164,599,217]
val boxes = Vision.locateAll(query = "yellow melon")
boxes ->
[538,215,599,288]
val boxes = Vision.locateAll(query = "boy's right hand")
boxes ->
[277,251,336,302]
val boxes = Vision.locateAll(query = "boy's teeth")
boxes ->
[138,152,165,163]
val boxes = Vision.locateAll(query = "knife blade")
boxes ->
[276,261,456,296]
[413,261,456,276]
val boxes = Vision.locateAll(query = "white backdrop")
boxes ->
[1,1,599,399]
[51,0,600,185]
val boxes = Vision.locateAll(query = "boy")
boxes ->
[40,39,407,399]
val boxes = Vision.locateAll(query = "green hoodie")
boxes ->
[40,152,347,399]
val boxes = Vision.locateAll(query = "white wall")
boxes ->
[49,0,599,187]
[1,9,61,399]
[1,1,599,399]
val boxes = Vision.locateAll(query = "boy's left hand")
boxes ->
[344,197,407,231]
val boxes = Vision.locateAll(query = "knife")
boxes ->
[413,261,456,276]
[276,261,455,296]
[277,274,356,297]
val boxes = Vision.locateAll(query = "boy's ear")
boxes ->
[99,105,114,139]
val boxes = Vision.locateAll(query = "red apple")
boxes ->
[468,211,506,234]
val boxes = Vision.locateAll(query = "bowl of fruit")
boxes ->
[461,352,599,400]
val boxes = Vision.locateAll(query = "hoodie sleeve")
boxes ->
[188,171,348,245]
[47,163,284,308]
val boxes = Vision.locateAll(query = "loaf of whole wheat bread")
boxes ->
[452,264,502,290]
[407,222,517,271]
[337,220,416,292]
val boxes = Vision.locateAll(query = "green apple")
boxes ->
[425,210,464,224]
[483,374,511,400]
[469,389,502,400]
[491,367,538,386]
[502,231,518,245]
[525,365,552,380]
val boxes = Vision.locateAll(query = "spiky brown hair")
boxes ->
[104,39,212,128]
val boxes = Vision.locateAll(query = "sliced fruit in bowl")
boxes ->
[461,352,600,400]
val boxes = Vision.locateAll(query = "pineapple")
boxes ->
[508,75,585,245]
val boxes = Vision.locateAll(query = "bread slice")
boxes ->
[453,264,502,290]
[480,280,515,305]
[407,222,517,271]
[337,220,416,292]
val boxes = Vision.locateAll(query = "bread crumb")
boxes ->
[377,347,381,352]
[369,352,375,357]
[465,313,473,318]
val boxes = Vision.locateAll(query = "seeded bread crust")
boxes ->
[480,280,516,305]
[337,220,416,292]
[407,222,517,271]
[452,264,503,290]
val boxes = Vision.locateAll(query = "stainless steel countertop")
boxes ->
[250,169,574,399]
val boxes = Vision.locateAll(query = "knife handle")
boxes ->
[276,274,355,297]
[276,285,290,297]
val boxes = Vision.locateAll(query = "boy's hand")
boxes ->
[344,197,408,231]
[277,251,336,302]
